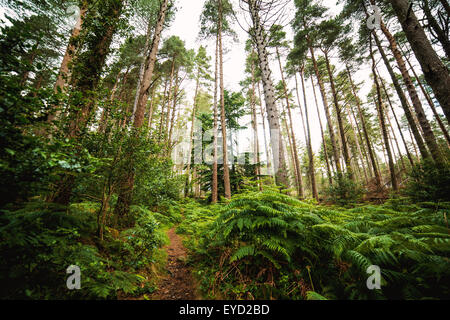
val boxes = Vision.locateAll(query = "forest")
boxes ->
[0,0,449,301]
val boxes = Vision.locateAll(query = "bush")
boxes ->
[325,174,364,206]
[405,159,450,203]
[190,191,450,300]
[0,202,160,299]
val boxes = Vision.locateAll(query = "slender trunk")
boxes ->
[250,54,261,190]
[370,28,430,160]
[299,70,318,200]
[345,65,382,188]
[164,60,176,136]
[218,0,231,199]
[147,85,157,133]
[113,0,169,217]
[185,76,199,198]
[133,0,169,129]
[345,100,369,184]
[323,51,353,179]
[277,48,303,198]
[378,71,415,166]
[131,20,154,124]
[349,103,374,178]
[168,69,180,146]
[258,81,273,180]
[310,75,333,185]
[159,78,169,138]
[402,46,450,147]
[308,42,342,175]
[387,0,450,127]
[370,36,398,191]
[378,17,443,164]
[212,34,219,203]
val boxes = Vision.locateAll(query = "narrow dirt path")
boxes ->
[150,227,198,300]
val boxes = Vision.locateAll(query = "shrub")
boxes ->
[404,159,450,203]
[325,174,364,206]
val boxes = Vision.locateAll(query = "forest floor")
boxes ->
[149,227,199,300]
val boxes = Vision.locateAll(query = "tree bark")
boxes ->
[378,16,443,164]
[371,28,430,160]
[212,34,219,203]
[370,36,398,191]
[133,0,169,129]
[299,70,318,201]
[113,0,169,217]
[421,0,450,59]
[378,72,415,167]
[218,0,232,199]
[247,0,289,188]
[345,65,382,188]
[308,42,342,176]
[323,51,353,179]
[276,48,303,198]
[310,74,333,185]
[388,0,450,127]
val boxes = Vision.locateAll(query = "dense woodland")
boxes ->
[0,0,449,300]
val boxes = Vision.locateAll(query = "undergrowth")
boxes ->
[180,190,450,300]
[0,200,179,299]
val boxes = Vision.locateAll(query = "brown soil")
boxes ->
[149,227,199,300]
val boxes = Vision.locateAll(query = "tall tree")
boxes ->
[242,0,290,188]
[387,0,450,128]
[293,0,343,177]
[113,0,171,217]
[269,25,304,198]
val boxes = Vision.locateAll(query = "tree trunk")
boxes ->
[212,34,219,203]
[247,0,289,187]
[113,0,169,217]
[370,36,398,191]
[250,54,262,190]
[52,0,124,205]
[388,0,450,127]
[218,0,232,199]
[310,74,333,185]
[48,4,87,123]
[168,69,180,146]
[277,48,303,198]
[185,75,199,198]
[378,15,443,164]
[378,71,415,166]
[299,70,318,201]
[258,81,273,180]
[401,47,450,147]
[133,0,169,129]
[323,51,353,179]
[370,28,430,160]
[308,42,342,176]
[345,65,382,188]
[422,0,450,59]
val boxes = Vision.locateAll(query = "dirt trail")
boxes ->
[150,227,198,300]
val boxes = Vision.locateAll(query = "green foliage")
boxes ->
[188,191,450,300]
[0,201,165,299]
[325,173,364,206]
[404,159,450,203]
